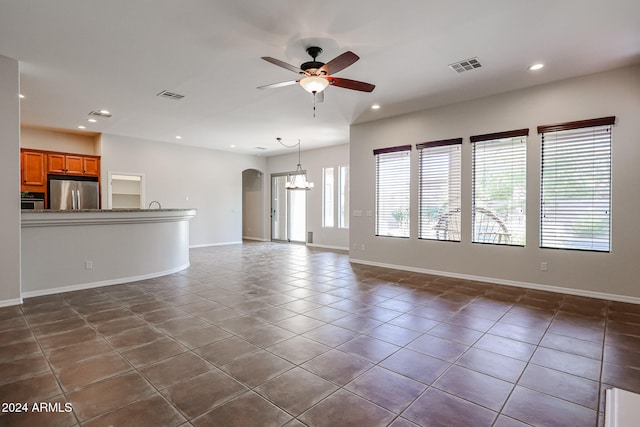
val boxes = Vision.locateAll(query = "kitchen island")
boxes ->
[21,209,196,298]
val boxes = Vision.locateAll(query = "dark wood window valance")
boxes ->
[416,138,463,150]
[537,116,615,134]
[373,145,412,155]
[470,129,529,143]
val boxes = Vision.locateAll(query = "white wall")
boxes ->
[0,54,21,306]
[267,143,349,250]
[100,134,267,247]
[350,64,640,301]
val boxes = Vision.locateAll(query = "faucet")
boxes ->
[148,200,161,209]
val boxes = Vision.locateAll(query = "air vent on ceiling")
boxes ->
[88,110,112,118]
[253,147,267,150]
[448,57,482,73]
[156,90,185,100]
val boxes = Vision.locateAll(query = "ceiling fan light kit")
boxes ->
[299,76,329,94]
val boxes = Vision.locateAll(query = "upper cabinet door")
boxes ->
[64,155,84,175]
[83,157,99,176]
[47,153,66,174]
[21,151,45,186]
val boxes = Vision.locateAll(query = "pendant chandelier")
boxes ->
[276,138,314,190]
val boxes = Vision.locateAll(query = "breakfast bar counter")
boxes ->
[21,209,197,298]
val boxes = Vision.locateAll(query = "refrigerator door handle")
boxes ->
[71,190,76,210]
[76,190,81,210]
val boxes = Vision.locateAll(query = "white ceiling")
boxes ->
[1,0,638,156]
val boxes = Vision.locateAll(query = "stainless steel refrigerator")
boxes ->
[49,178,99,210]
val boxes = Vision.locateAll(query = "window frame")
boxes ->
[374,145,412,238]
[470,128,528,246]
[538,116,615,252]
[322,167,335,228]
[417,138,462,242]
[338,165,349,229]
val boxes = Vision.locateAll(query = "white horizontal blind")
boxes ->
[472,134,527,245]
[418,140,462,241]
[375,146,411,237]
[540,125,611,251]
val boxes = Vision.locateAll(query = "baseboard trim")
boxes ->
[0,297,23,308]
[349,258,640,304]
[189,241,243,248]
[242,236,270,242]
[21,262,190,299]
[306,243,349,251]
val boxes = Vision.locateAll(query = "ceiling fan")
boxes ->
[258,46,375,101]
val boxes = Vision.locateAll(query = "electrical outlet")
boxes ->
[85,260,93,270]
[540,262,548,271]
[361,244,365,251]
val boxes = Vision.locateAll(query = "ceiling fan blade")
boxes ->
[261,57,301,74]
[320,51,359,75]
[327,77,375,92]
[257,80,299,90]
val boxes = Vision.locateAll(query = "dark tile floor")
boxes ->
[2,242,640,426]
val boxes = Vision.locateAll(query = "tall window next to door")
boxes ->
[538,116,614,252]
[471,129,528,245]
[338,165,349,228]
[323,167,334,227]
[374,145,411,237]
[418,138,462,241]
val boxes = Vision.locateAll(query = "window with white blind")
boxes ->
[374,145,411,237]
[471,129,528,246]
[323,167,335,227]
[338,165,349,229]
[538,116,614,252]
[417,138,462,241]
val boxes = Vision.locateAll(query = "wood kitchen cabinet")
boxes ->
[21,150,46,190]
[48,153,83,175]
[47,153,100,176]
[21,149,101,203]
[82,157,99,176]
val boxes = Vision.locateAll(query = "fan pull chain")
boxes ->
[313,92,316,118]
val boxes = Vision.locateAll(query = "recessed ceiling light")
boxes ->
[19,94,25,99]
[77,125,86,129]
[175,135,182,140]
[99,109,110,115]
[230,144,236,148]
[529,63,544,71]
[88,118,97,123]
[371,104,381,110]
